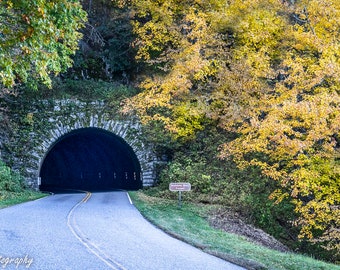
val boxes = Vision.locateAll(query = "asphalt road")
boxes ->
[0,191,245,270]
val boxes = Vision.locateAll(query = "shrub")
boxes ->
[0,161,24,193]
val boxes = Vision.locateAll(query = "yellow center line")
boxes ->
[67,191,127,270]
[81,191,92,203]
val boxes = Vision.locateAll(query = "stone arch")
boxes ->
[39,127,143,191]
[19,100,157,190]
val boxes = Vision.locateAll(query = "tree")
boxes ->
[123,0,225,140]
[63,0,138,82]
[217,0,340,255]
[0,0,87,89]
[124,0,340,256]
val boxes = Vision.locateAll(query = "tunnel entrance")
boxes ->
[39,128,142,192]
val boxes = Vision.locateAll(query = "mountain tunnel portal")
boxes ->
[39,128,142,192]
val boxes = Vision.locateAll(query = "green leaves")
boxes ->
[0,161,24,192]
[125,0,340,256]
[216,0,340,255]
[0,0,87,89]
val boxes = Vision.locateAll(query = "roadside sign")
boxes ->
[169,183,191,208]
[169,182,191,192]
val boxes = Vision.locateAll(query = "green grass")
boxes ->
[129,191,340,270]
[0,190,48,209]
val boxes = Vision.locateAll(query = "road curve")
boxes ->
[0,191,245,270]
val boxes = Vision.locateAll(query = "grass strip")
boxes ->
[0,190,48,209]
[129,191,339,270]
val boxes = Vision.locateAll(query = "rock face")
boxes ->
[0,99,158,190]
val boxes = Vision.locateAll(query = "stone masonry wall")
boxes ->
[0,99,157,189]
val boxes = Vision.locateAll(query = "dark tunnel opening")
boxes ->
[39,128,142,192]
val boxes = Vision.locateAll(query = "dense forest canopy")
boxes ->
[123,0,340,256]
[0,0,86,89]
[0,0,339,259]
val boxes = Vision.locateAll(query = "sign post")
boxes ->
[169,183,191,208]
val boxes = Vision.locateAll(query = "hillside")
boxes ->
[0,0,339,264]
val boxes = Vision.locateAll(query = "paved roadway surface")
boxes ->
[0,191,245,270]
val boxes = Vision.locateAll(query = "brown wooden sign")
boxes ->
[169,182,191,192]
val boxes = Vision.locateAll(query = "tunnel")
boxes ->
[39,128,142,192]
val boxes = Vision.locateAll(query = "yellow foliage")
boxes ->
[124,0,340,254]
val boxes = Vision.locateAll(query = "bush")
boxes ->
[0,161,24,193]
[145,125,337,262]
